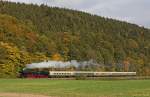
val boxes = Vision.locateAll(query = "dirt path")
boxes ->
[0,93,55,97]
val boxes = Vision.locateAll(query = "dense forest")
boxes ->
[0,1,150,78]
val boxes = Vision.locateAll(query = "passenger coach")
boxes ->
[49,71,136,77]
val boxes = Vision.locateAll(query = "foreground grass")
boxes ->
[0,79,149,97]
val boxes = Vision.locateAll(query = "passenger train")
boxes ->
[21,69,136,78]
[22,61,136,78]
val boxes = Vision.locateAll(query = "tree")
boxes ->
[51,53,63,61]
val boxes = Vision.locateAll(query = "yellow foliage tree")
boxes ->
[123,57,130,72]
[0,42,32,78]
[51,53,63,61]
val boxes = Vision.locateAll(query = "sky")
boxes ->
[5,0,150,28]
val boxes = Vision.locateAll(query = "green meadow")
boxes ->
[0,79,150,97]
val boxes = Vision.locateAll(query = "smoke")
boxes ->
[26,60,98,69]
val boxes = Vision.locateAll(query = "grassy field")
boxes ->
[0,79,150,97]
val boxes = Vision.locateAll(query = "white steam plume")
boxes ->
[26,60,97,69]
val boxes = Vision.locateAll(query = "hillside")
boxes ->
[0,1,150,77]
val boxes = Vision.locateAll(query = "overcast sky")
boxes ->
[6,0,150,28]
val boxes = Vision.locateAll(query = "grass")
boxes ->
[0,79,150,97]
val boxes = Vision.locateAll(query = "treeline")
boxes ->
[0,1,150,77]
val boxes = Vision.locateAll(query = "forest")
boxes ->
[0,1,150,78]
